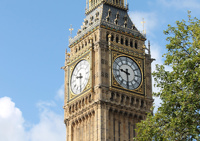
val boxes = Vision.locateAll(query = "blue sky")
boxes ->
[0,0,200,140]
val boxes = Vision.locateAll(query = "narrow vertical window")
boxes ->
[111,34,114,41]
[116,36,119,43]
[106,33,109,42]
[95,34,97,41]
[135,40,138,49]
[130,40,133,47]
[116,0,118,4]
[121,37,123,45]
[125,39,128,46]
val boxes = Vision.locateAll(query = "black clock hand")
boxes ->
[120,69,130,75]
[120,69,125,73]
[76,73,83,93]
[120,68,130,89]
[126,69,129,89]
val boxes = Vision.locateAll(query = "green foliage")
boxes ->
[135,11,200,141]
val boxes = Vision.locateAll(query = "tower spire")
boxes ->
[141,18,146,35]
[69,25,74,38]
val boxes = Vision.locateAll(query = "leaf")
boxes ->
[136,12,200,141]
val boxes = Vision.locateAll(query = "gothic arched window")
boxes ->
[135,40,138,49]
[121,37,124,45]
[125,38,128,46]
[111,34,114,41]
[116,36,119,43]
[106,33,109,42]
[130,40,133,48]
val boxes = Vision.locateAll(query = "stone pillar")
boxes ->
[115,112,119,141]
[104,106,109,140]
[109,110,113,140]
[124,115,128,141]
[94,105,98,141]
[85,118,88,141]
[91,114,94,141]
[68,123,72,141]
[98,47,102,88]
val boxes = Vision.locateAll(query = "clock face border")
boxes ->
[70,60,90,95]
[113,56,142,90]
[68,53,92,101]
[111,52,144,95]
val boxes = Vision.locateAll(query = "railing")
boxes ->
[85,0,128,14]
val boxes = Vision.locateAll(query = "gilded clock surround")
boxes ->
[68,52,92,101]
[111,54,144,95]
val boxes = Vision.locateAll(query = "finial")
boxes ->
[148,40,151,55]
[141,18,146,35]
[69,25,74,38]
[86,0,88,10]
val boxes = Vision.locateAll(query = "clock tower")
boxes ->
[63,0,154,140]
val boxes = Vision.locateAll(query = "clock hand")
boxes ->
[120,69,130,89]
[120,69,125,73]
[126,69,129,89]
[120,69,130,75]
[76,73,83,93]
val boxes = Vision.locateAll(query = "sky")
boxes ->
[0,0,200,140]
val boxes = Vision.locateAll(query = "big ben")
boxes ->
[63,0,154,140]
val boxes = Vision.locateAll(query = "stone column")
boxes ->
[94,105,98,141]
[85,118,88,141]
[98,103,104,140]
[124,115,128,141]
[104,106,109,140]
[110,110,114,141]
[92,113,94,141]
[68,123,72,141]
[115,112,119,141]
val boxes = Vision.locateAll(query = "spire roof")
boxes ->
[69,1,146,46]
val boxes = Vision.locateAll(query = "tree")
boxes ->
[135,11,200,141]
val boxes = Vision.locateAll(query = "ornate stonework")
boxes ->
[63,0,154,140]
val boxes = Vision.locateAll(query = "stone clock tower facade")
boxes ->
[63,0,154,140]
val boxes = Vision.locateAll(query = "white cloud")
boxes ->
[129,11,158,37]
[0,96,65,141]
[28,101,65,141]
[0,97,27,141]
[159,0,200,9]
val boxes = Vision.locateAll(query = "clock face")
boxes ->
[70,60,90,94]
[113,56,142,90]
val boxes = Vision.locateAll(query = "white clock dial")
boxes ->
[70,60,90,94]
[113,56,142,90]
